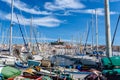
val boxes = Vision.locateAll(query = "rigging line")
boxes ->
[15,13,28,49]
[2,31,4,44]
[19,10,29,43]
[0,23,3,44]
[111,14,120,47]
[2,28,9,44]
[101,14,120,52]
[6,28,10,45]
[32,27,41,53]
[84,22,91,50]
[0,23,1,43]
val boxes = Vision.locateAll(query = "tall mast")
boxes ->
[29,16,33,53]
[91,11,94,50]
[84,22,89,50]
[37,31,39,42]
[104,0,112,57]
[30,17,32,45]
[95,9,98,51]
[0,23,2,44]
[9,0,14,55]
[2,31,4,44]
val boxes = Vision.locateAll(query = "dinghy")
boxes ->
[15,61,28,69]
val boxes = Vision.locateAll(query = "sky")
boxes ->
[0,0,120,45]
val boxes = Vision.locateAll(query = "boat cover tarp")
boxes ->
[102,56,120,75]
[110,56,120,66]
[102,69,120,75]
[1,66,21,79]
[101,56,120,69]
[101,57,111,68]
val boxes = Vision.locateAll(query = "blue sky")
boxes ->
[0,0,120,45]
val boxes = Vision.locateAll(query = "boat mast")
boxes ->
[84,21,89,51]
[104,0,112,57]
[95,9,98,51]
[0,23,2,44]
[30,17,32,45]
[29,16,33,52]
[2,31,4,44]
[9,0,14,55]
[91,11,94,51]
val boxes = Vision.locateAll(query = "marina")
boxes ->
[0,0,120,80]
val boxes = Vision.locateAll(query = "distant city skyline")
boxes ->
[0,0,120,45]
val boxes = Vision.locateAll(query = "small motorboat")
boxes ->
[15,61,28,68]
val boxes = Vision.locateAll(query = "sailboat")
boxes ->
[0,0,16,66]
[100,0,120,80]
[28,17,43,61]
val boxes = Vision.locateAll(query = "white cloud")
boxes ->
[45,0,85,11]
[68,8,118,16]
[0,11,62,27]
[54,11,72,16]
[32,16,62,27]
[1,0,51,15]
